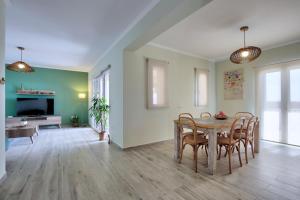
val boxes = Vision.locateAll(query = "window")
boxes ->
[147,58,168,108]
[257,60,300,146]
[195,68,208,107]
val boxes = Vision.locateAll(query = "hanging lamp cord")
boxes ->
[20,49,23,62]
[243,29,246,48]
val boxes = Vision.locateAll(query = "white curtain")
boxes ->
[147,58,169,108]
[257,60,300,146]
[195,68,208,107]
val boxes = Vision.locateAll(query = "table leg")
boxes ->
[254,121,260,153]
[30,136,33,144]
[208,128,217,175]
[174,122,180,161]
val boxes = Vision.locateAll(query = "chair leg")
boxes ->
[179,143,186,163]
[218,145,222,160]
[205,145,208,157]
[237,145,242,167]
[193,146,196,160]
[244,140,249,164]
[224,147,228,157]
[193,145,198,173]
[250,140,255,158]
[228,146,232,174]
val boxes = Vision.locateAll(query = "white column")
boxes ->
[0,0,6,182]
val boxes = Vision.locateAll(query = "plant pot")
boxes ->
[72,123,79,127]
[99,131,106,141]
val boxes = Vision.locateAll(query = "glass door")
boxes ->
[287,68,300,145]
[91,69,110,132]
[258,61,300,146]
[262,71,282,142]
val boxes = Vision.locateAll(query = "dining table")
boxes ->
[173,117,260,175]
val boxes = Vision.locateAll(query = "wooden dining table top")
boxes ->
[174,117,235,129]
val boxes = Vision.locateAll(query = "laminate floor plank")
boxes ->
[1,128,300,200]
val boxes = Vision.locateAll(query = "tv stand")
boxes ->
[6,115,62,128]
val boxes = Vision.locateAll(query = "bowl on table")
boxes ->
[214,111,228,120]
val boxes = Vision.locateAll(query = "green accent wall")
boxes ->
[5,67,88,125]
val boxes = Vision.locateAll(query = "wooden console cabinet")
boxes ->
[6,116,62,128]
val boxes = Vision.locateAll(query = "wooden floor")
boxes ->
[1,128,300,200]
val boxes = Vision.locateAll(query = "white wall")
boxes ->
[89,44,124,148]
[0,0,6,181]
[216,42,300,116]
[88,0,211,148]
[123,45,215,148]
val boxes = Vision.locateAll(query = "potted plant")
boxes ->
[89,97,110,141]
[70,115,80,127]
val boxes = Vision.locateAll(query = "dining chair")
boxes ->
[217,117,244,174]
[178,113,195,133]
[234,112,254,138]
[234,112,254,119]
[179,113,194,119]
[179,113,207,136]
[178,116,208,172]
[233,116,258,163]
[200,112,212,120]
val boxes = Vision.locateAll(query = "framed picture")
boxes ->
[224,69,244,100]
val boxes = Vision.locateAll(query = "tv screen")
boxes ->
[16,98,54,116]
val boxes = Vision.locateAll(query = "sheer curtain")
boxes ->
[195,68,208,107]
[257,60,300,146]
[147,58,169,108]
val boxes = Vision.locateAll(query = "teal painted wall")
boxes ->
[5,67,88,125]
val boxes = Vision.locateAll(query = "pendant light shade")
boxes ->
[7,47,34,72]
[230,26,261,64]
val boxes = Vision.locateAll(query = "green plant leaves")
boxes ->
[89,97,110,131]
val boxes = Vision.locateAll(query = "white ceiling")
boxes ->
[151,0,300,61]
[5,0,159,71]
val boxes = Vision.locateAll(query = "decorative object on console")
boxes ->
[230,26,261,64]
[214,111,228,120]
[70,115,80,127]
[89,97,110,142]
[7,47,34,72]
[16,89,55,96]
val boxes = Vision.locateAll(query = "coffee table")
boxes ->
[6,124,38,144]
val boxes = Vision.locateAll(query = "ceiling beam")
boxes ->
[125,0,212,51]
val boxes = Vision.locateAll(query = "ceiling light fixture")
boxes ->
[230,26,261,64]
[7,47,34,72]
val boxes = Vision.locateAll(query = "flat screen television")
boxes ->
[16,98,54,116]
